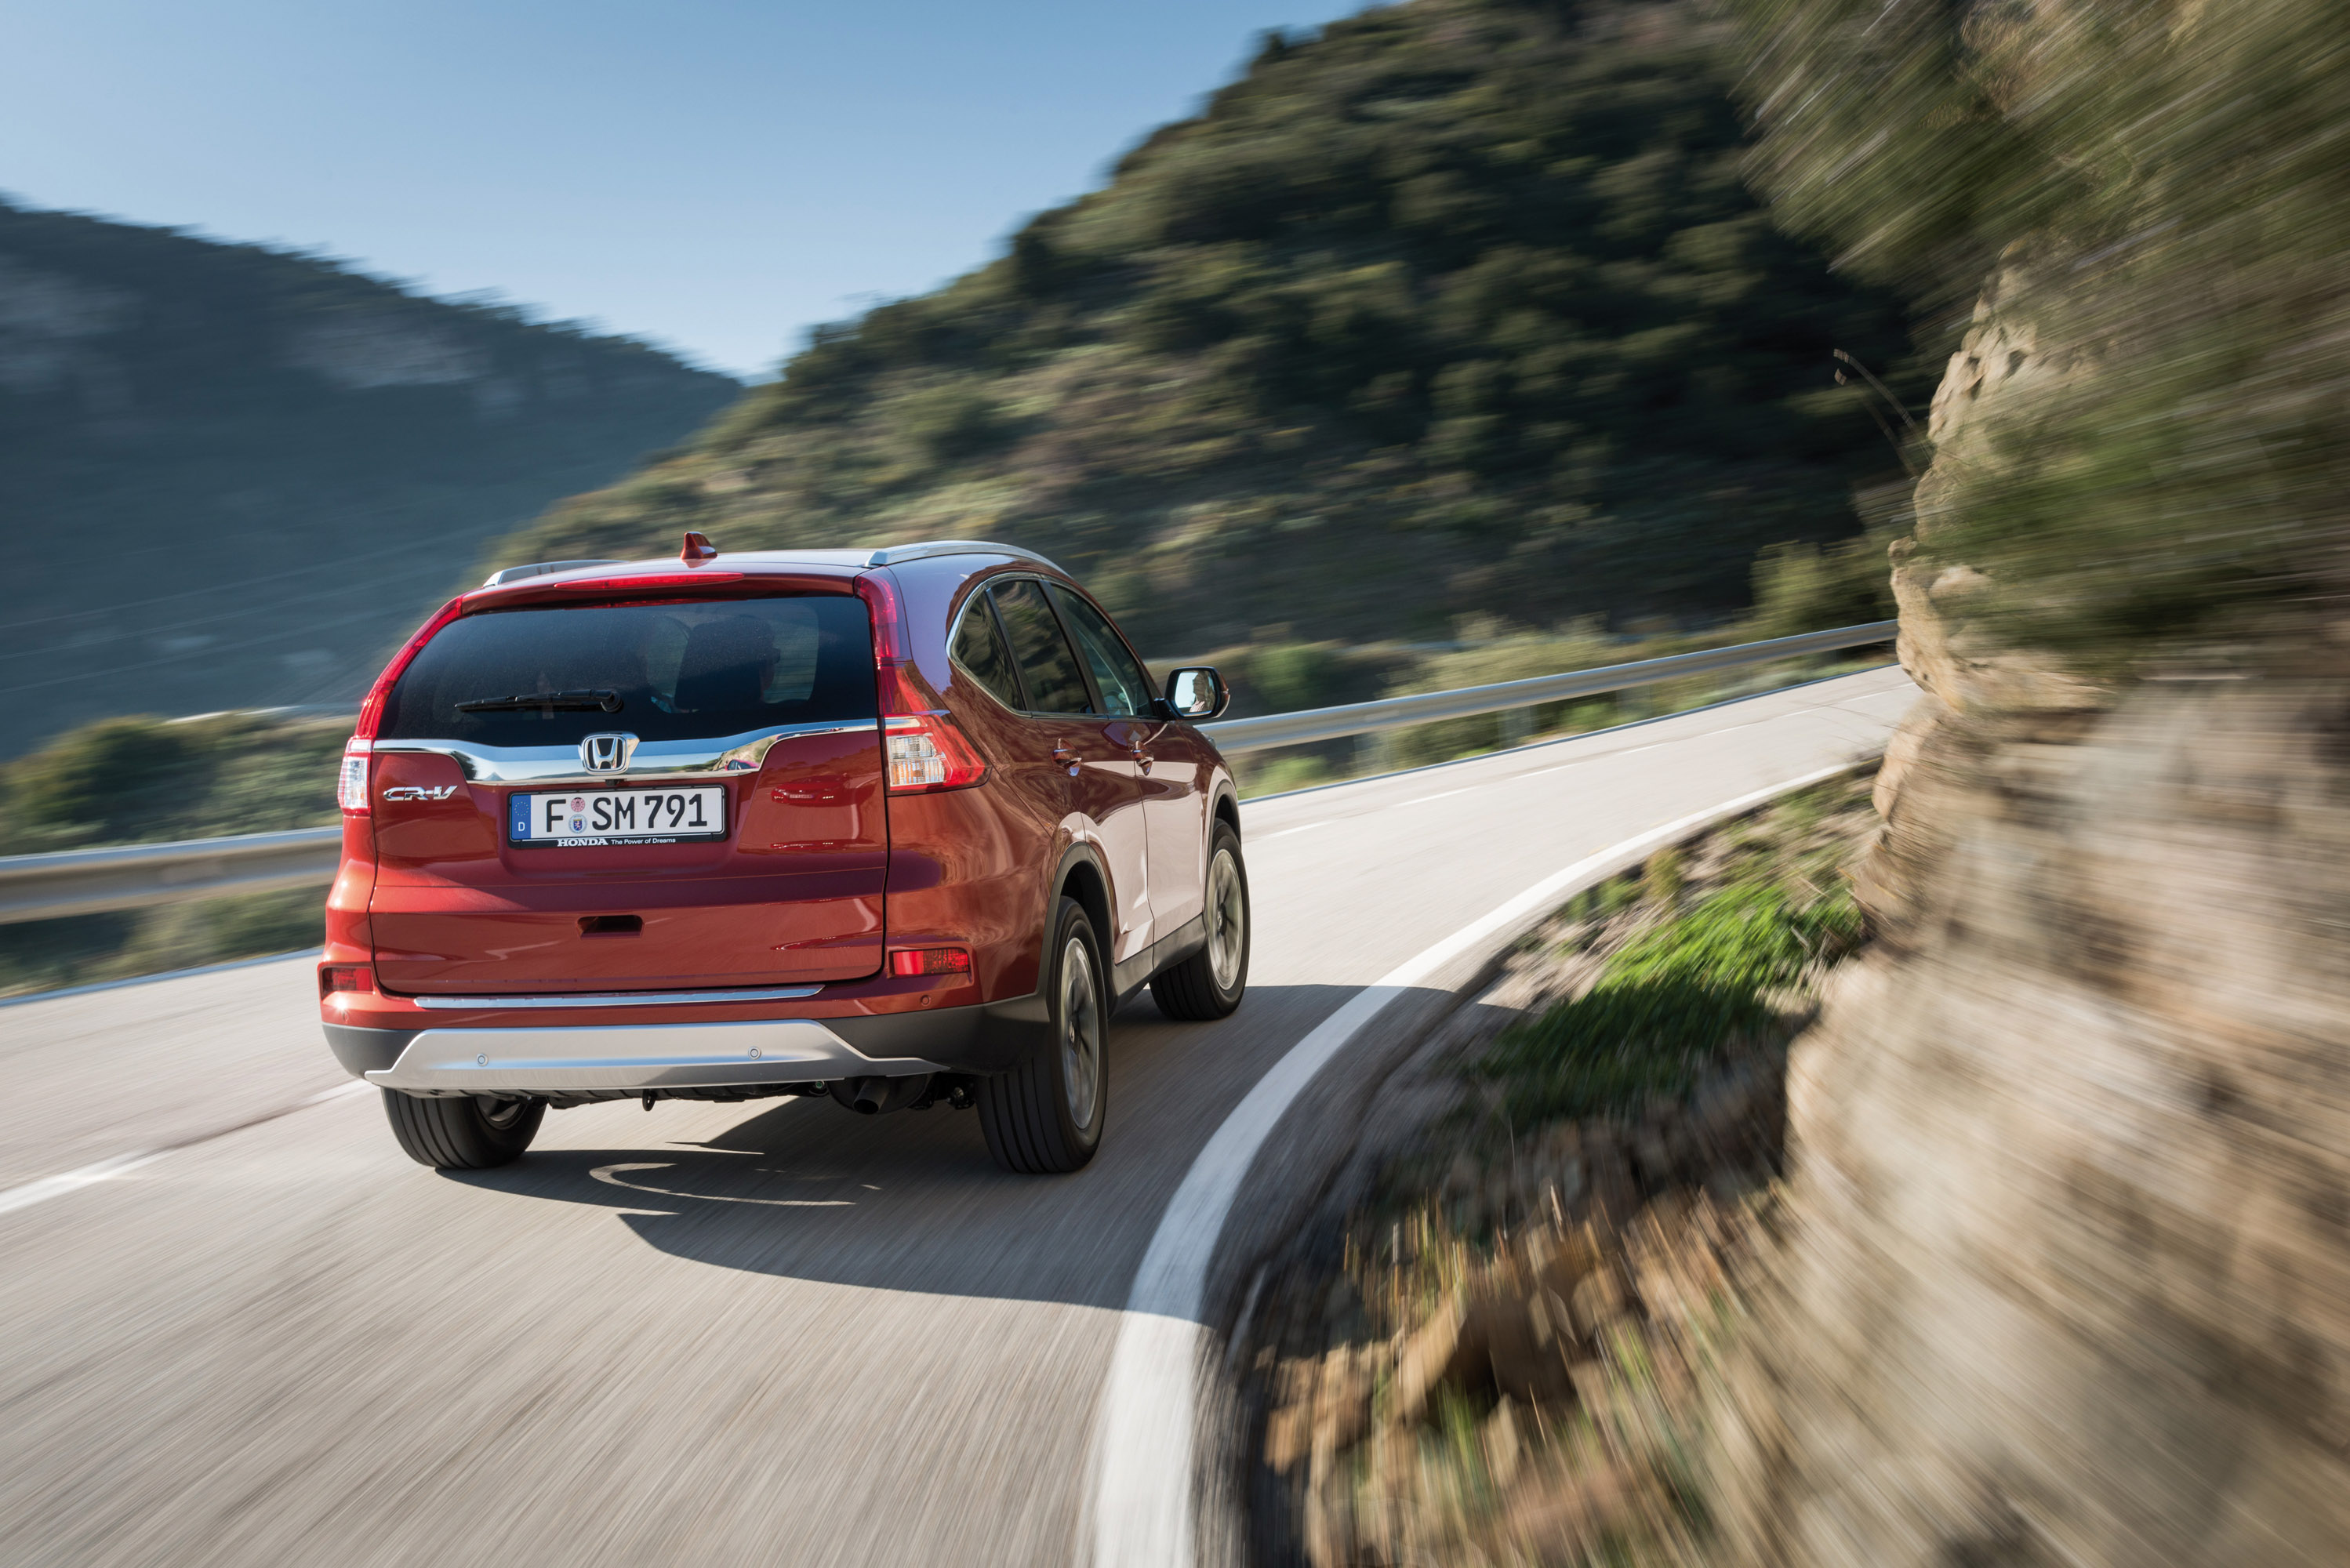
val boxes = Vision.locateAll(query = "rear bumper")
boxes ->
[328,989,1046,1094]
[363,1018,939,1094]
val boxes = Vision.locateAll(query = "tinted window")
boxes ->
[950,594,1024,710]
[380,595,876,746]
[1048,586,1154,717]
[989,579,1091,714]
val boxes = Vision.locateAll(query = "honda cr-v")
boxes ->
[318,536,1248,1174]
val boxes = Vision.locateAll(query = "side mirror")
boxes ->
[1162,666,1229,720]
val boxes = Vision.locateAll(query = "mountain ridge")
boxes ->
[492,0,1928,657]
[0,197,739,754]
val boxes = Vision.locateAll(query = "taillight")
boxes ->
[859,568,987,793]
[890,946,972,978]
[337,743,372,815]
[884,715,986,791]
[319,964,372,997]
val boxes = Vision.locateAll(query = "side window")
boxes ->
[949,593,1024,710]
[989,579,1093,714]
[1048,585,1154,717]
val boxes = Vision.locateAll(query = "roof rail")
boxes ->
[481,559,626,587]
[862,539,1066,575]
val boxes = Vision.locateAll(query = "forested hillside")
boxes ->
[495,0,1926,655]
[0,199,738,755]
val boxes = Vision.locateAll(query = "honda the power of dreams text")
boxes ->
[318,537,1249,1175]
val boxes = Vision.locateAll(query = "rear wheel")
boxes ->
[383,1089,544,1170]
[1150,822,1250,1021]
[979,897,1107,1174]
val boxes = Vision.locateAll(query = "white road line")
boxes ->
[0,1152,167,1218]
[1083,759,1870,1568]
[1253,822,1331,841]
[1392,787,1470,808]
[0,1080,370,1221]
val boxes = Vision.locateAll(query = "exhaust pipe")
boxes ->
[830,1074,932,1116]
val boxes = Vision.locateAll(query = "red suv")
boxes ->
[318,537,1248,1175]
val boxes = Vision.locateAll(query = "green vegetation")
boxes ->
[1477,779,1868,1125]
[0,713,345,995]
[497,0,1925,657]
[1480,882,1857,1122]
[0,713,342,857]
[1728,0,2350,667]
[0,198,738,757]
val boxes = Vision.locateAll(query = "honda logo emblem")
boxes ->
[579,732,637,773]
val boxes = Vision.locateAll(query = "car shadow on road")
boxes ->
[440,982,1372,1312]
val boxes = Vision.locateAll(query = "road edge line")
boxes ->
[0,1080,372,1221]
[1083,755,1880,1568]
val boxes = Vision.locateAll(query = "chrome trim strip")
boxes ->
[372,718,879,784]
[412,985,824,1010]
[366,1018,950,1094]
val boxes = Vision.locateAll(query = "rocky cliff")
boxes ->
[1702,186,2350,1568]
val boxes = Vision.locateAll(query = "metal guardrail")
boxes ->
[0,827,344,927]
[1197,619,1897,754]
[0,621,1894,926]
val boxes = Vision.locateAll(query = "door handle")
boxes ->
[1052,743,1080,776]
[1128,743,1152,775]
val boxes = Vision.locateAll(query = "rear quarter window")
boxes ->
[380,595,876,746]
[950,593,1025,711]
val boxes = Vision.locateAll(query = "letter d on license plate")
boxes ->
[510,786,727,847]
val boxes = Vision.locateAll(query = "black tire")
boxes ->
[979,897,1108,1174]
[382,1089,544,1170]
[1150,822,1251,1021]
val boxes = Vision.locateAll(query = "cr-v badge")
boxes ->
[382,785,458,802]
[580,732,639,772]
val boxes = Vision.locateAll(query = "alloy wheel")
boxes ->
[1059,935,1102,1127]
[474,1094,532,1130]
[1206,848,1245,991]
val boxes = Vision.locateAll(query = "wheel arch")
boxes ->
[1051,840,1113,953]
[1211,784,1242,838]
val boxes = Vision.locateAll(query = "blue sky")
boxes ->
[2,0,1368,379]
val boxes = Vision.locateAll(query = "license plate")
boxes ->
[509,786,727,847]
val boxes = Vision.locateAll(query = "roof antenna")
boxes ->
[680,531,719,563]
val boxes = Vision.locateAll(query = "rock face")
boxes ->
[1708,276,2350,1565]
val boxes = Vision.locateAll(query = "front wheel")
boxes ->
[1150,822,1250,1021]
[979,897,1108,1174]
[383,1089,543,1170]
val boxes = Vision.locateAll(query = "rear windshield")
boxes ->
[380,595,876,747]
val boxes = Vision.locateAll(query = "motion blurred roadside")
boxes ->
[1699,1,2350,1563]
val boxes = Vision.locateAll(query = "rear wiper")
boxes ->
[454,689,623,713]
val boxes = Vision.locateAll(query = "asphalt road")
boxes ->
[0,666,1914,1567]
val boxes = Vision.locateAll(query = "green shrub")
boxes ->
[1481,882,1859,1124]
[1745,535,1894,639]
[1245,642,1345,715]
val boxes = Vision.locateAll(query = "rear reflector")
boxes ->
[320,964,372,997]
[890,947,973,978]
